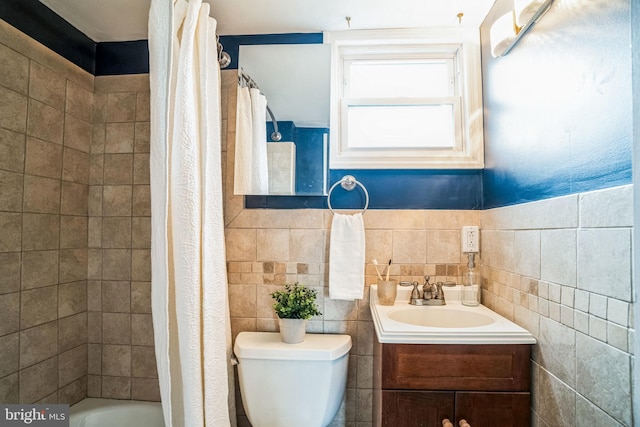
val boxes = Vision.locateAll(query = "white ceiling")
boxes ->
[38,0,496,42]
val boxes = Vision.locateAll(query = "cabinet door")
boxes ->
[455,392,530,427]
[382,390,455,427]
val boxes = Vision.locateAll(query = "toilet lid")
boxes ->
[234,332,352,361]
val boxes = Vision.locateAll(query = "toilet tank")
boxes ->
[234,332,352,427]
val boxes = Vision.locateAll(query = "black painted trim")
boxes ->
[96,40,149,75]
[93,33,324,75]
[0,0,96,74]
[219,33,323,70]
[245,195,327,209]
[0,0,153,76]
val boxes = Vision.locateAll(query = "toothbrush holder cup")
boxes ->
[377,279,397,305]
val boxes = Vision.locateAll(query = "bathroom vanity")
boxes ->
[370,286,536,427]
[374,342,531,426]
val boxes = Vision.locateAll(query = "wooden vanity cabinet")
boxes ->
[373,341,532,427]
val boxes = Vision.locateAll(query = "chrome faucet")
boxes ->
[405,275,456,306]
[424,276,446,305]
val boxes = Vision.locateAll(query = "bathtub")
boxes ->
[70,398,165,427]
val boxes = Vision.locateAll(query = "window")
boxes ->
[326,29,484,169]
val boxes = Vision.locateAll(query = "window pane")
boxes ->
[347,104,455,149]
[348,61,451,98]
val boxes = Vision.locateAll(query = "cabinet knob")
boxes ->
[442,419,454,427]
[459,420,471,427]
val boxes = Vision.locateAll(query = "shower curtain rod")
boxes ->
[216,36,231,68]
[239,70,282,142]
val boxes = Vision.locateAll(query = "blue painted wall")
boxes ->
[245,169,483,210]
[481,0,633,208]
[294,128,327,195]
[266,122,328,195]
[328,170,482,210]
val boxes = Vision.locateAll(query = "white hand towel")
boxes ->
[329,213,365,300]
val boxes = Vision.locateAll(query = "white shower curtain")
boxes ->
[148,0,234,426]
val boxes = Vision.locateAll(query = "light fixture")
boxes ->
[514,0,548,27]
[490,11,517,58]
[490,0,554,57]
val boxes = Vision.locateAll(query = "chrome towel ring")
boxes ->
[327,175,369,215]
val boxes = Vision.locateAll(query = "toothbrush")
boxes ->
[385,259,391,281]
[372,259,384,280]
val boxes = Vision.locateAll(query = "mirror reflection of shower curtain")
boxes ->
[234,86,269,194]
[249,88,269,193]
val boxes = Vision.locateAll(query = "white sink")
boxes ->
[369,285,536,345]
[388,308,495,328]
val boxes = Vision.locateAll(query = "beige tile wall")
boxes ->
[87,74,158,401]
[220,70,481,427]
[0,19,92,405]
[480,185,634,427]
[0,22,157,405]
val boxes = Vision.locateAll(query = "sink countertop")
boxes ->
[370,285,537,345]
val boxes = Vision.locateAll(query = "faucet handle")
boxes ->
[422,284,432,300]
[434,281,446,300]
[409,281,423,305]
[411,281,421,298]
[421,275,432,299]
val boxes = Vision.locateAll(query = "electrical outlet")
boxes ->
[461,226,479,253]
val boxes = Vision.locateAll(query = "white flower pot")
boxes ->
[278,318,308,344]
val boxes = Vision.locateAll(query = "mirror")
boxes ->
[236,43,331,196]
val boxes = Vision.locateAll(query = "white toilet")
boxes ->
[234,331,352,427]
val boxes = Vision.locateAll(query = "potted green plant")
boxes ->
[271,283,321,343]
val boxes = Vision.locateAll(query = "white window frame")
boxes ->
[325,28,484,169]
